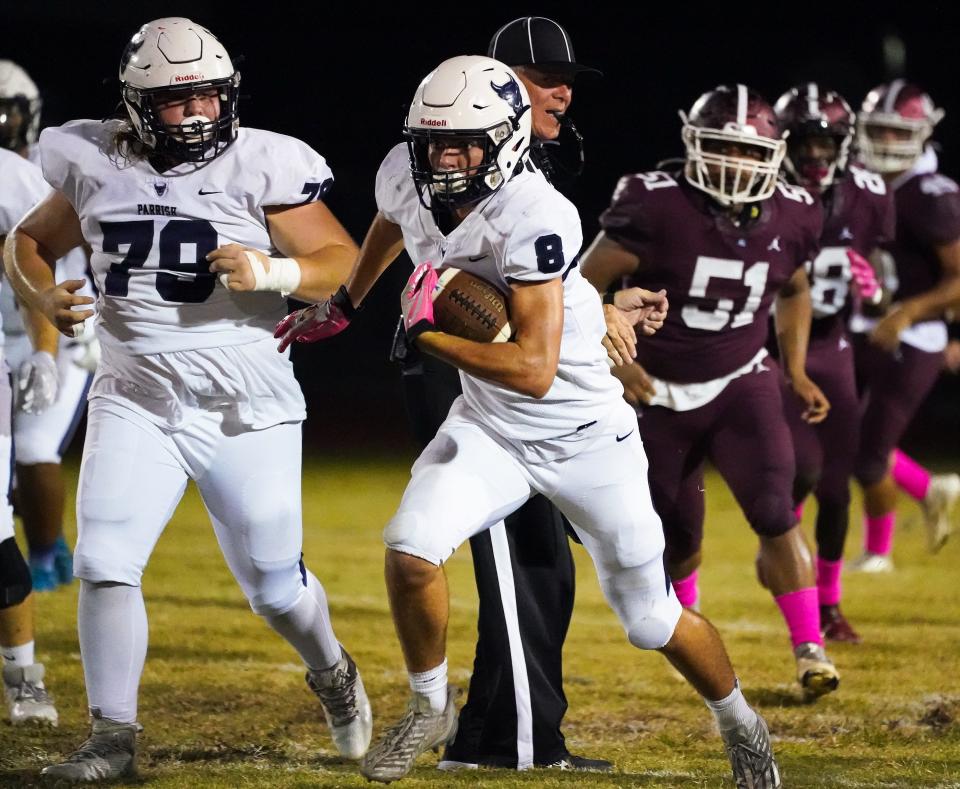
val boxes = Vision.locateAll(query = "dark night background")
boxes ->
[5,1,959,456]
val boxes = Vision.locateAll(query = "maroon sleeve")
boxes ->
[598,174,658,259]
[910,175,960,246]
[802,197,824,268]
[874,189,896,250]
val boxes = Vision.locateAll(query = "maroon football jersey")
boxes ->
[885,169,960,302]
[601,172,822,383]
[809,164,896,339]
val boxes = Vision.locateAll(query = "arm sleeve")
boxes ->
[874,190,897,249]
[911,177,960,246]
[0,157,49,234]
[374,144,413,224]
[802,199,824,267]
[502,197,583,283]
[598,174,655,258]
[37,126,79,210]
[262,136,335,207]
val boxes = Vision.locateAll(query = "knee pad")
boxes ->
[13,439,64,466]
[247,559,307,618]
[601,557,682,651]
[383,511,447,566]
[745,491,795,538]
[625,596,682,650]
[0,537,31,609]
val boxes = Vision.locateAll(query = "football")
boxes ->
[432,267,513,343]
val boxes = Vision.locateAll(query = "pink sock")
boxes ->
[891,450,931,501]
[816,557,843,606]
[774,587,822,647]
[865,512,895,555]
[672,570,699,608]
[794,501,805,521]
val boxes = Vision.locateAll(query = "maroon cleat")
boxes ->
[820,605,862,644]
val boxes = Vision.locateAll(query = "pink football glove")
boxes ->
[846,249,882,305]
[274,285,356,352]
[401,262,439,344]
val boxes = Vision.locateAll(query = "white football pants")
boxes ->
[385,398,683,650]
[76,399,305,615]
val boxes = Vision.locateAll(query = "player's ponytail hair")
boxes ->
[104,105,152,164]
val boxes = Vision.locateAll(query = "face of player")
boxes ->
[790,134,838,187]
[153,87,221,128]
[0,99,28,152]
[701,139,768,197]
[515,66,573,141]
[863,124,913,144]
[427,137,486,175]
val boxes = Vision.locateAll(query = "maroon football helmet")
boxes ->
[681,84,786,206]
[775,83,855,191]
[857,80,944,174]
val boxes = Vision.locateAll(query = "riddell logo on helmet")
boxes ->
[419,118,447,127]
[174,74,204,82]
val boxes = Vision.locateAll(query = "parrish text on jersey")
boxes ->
[601,171,822,384]
[37,119,334,355]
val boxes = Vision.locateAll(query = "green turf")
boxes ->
[1,456,958,787]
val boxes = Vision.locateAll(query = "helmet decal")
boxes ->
[490,77,524,116]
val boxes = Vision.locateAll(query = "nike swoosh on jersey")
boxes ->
[468,254,489,262]
[615,430,634,442]
[198,188,223,195]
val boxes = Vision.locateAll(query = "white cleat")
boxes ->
[795,642,840,699]
[361,688,458,783]
[3,663,58,726]
[721,712,782,789]
[41,712,139,782]
[306,648,372,760]
[922,473,960,553]
[848,551,894,573]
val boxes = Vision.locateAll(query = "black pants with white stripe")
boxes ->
[401,353,575,768]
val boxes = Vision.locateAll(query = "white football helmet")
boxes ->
[119,17,240,162]
[404,55,532,209]
[0,60,41,151]
[857,80,944,174]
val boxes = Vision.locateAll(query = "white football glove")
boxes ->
[70,320,101,373]
[16,351,60,415]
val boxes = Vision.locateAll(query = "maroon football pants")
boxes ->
[852,334,944,486]
[638,360,796,566]
[785,331,860,561]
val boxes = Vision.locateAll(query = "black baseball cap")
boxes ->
[487,17,602,77]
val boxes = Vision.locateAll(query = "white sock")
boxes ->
[409,658,448,713]
[264,570,341,672]
[704,680,758,732]
[78,581,146,724]
[1,641,35,669]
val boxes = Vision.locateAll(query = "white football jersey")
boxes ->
[0,144,96,341]
[0,147,51,340]
[38,119,334,355]
[375,144,623,443]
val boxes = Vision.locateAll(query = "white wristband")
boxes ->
[242,251,302,297]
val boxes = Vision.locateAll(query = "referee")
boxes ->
[400,17,610,772]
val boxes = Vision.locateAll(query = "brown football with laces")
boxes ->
[432,267,513,343]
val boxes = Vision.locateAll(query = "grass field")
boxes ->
[1,455,958,788]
